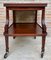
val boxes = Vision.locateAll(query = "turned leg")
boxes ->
[41,36,46,58]
[4,36,9,58]
[4,8,9,58]
[41,8,47,58]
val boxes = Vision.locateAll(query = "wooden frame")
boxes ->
[3,3,47,58]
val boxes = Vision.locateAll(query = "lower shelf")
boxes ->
[4,23,47,36]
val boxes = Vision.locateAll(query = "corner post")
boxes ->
[41,7,46,58]
[4,8,9,58]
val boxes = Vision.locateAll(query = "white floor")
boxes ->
[0,36,51,60]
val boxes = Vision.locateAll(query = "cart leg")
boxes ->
[41,36,46,58]
[4,36,9,58]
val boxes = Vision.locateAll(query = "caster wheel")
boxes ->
[41,52,44,58]
[13,37,15,39]
[34,36,36,39]
[4,52,9,58]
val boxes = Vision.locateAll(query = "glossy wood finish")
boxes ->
[4,3,47,10]
[4,3,47,7]
[4,23,47,36]
[4,3,47,58]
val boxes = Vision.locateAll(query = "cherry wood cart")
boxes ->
[4,3,47,58]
